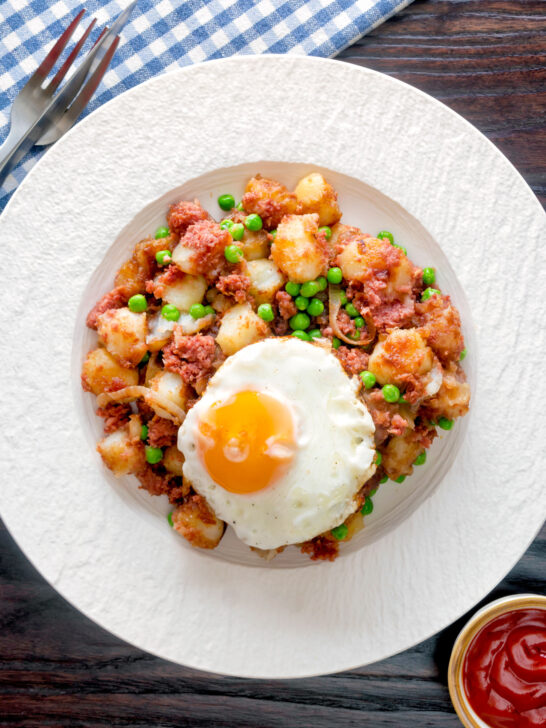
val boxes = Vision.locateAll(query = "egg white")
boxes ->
[178,337,376,550]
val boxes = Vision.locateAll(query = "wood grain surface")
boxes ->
[1,1,545,725]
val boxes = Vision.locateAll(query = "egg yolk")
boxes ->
[196,390,296,494]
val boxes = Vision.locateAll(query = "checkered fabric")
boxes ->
[0,0,412,211]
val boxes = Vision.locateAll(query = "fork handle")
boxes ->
[0,126,36,186]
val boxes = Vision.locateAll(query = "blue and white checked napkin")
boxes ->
[0,0,412,211]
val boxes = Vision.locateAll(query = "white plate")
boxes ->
[0,56,545,678]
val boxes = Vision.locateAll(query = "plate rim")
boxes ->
[1,54,545,679]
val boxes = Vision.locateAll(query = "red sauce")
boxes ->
[463,608,546,728]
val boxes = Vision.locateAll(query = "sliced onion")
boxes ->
[328,284,375,347]
[177,312,214,335]
[97,386,186,424]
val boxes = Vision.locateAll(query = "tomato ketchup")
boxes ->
[463,608,546,728]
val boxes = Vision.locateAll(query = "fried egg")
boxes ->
[178,337,376,550]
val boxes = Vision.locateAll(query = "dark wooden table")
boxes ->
[1,1,545,725]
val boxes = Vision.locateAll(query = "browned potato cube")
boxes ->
[294,173,341,226]
[172,495,225,549]
[81,348,138,395]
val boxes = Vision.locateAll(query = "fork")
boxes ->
[0,2,137,185]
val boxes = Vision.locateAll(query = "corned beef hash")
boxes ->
[82,172,470,561]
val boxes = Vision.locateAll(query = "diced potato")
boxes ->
[160,273,206,311]
[240,228,270,261]
[294,172,341,226]
[163,445,185,476]
[148,370,191,412]
[170,220,229,278]
[417,296,465,364]
[382,429,424,480]
[172,496,225,549]
[271,213,326,283]
[344,510,365,540]
[170,242,196,275]
[426,362,470,420]
[81,348,138,395]
[115,236,175,297]
[247,259,285,304]
[206,289,231,313]
[336,232,414,299]
[242,175,299,229]
[97,426,145,476]
[96,307,147,367]
[216,303,270,356]
[368,329,434,386]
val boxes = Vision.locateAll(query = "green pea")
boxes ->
[285,281,301,297]
[308,329,321,339]
[395,475,406,483]
[289,312,310,331]
[316,276,328,291]
[291,330,311,342]
[379,475,388,484]
[257,303,274,322]
[203,305,216,316]
[295,296,308,311]
[145,446,163,464]
[236,201,244,211]
[139,351,150,366]
[460,348,467,361]
[220,219,234,231]
[155,226,170,239]
[155,250,172,266]
[140,424,148,441]
[245,213,263,231]
[332,337,341,349]
[394,243,408,256]
[307,298,324,317]
[327,267,343,284]
[361,498,374,516]
[218,193,235,211]
[377,230,394,244]
[422,267,436,286]
[224,244,244,263]
[161,304,180,321]
[339,291,348,305]
[354,316,365,328]
[414,452,427,466]
[345,302,359,318]
[360,370,376,389]
[382,384,400,403]
[331,523,348,540]
[375,451,382,467]
[167,511,174,527]
[319,225,332,240]
[438,416,454,430]
[369,488,378,496]
[270,229,277,240]
[230,222,245,241]
[300,280,320,298]
[189,303,206,319]
[128,294,147,313]
[421,287,441,301]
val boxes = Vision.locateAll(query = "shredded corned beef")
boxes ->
[275,290,297,319]
[300,535,339,562]
[336,310,356,336]
[96,403,132,434]
[179,220,231,279]
[363,390,410,446]
[86,287,127,329]
[163,331,216,385]
[136,465,188,504]
[216,272,251,303]
[146,415,179,448]
[334,346,369,375]
[147,265,185,300]
[167,199,209,236]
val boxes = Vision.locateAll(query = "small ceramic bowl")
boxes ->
[448,593,546,728]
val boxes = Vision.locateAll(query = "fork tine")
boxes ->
[45,17,97,95]
[60,35,120,127]
[32,9,86,84]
